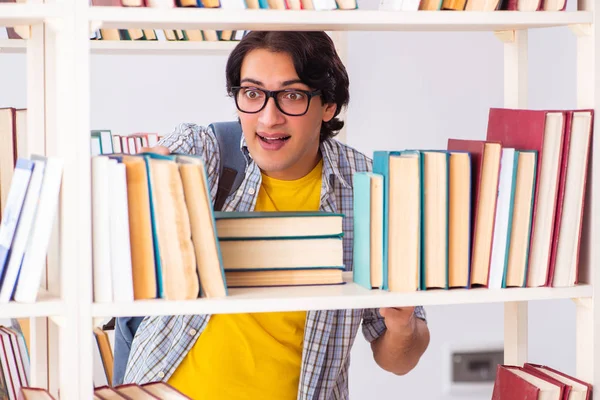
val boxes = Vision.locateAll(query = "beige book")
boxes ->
[448,152,471,288]
[121,156,157,300]
[177,157,227,298]
[387,153,421,292]
[148,158,199,300]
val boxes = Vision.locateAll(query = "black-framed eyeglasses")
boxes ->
[231,86,322,117]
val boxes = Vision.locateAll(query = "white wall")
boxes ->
[0,12,579,399]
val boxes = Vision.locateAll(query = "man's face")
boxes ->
[237,48,336,180]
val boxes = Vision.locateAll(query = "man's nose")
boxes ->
[258,96,286,127]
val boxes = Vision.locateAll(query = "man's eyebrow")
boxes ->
[240,78,262,86]
[239,78,305,87]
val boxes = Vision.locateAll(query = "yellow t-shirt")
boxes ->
[167,158,323,400]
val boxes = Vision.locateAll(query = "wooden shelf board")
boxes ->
[88,8,593,31]
[0,291,64,318]
[0,3,60,26]
[0,39,237,55]
[91,273,592,317]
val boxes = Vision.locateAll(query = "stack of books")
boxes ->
[354,107,594,292]
[90,151,346,303]
[492,363,592,399]
[95,382,191,399]
[214,211,345,287]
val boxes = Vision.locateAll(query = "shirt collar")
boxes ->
[239,134,351,190]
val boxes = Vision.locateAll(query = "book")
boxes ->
[12,156,63,304]
[352,172,383,290]
[214,211,344,239]
[447,139,502,287]
[447,150,472,288]
[486,108,566,287]
[492,365,563,400]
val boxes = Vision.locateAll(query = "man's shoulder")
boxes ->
[322,137,373,176]
[157,123,220,156]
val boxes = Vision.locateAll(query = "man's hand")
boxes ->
[371,307,430,376]
[379,307,417,338]
[139,145,171,155]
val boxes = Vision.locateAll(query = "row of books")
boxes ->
[492,362,591,399]
[90,130,163,156]
[17,382,191,399]
[0,324,30,400]
[93,0,358,11]
[354,107,593,291]
[91,150,346,302]
[0,26,244,42]
[92,0,568,11]
[90,28,245,42]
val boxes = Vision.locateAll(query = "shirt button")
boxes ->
[157,371,165,379]
[188,328,197,336]
[248,187,256,195]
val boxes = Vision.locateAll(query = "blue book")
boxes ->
[0,159,34,285]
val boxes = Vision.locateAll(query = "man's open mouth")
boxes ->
[257,133,291,143]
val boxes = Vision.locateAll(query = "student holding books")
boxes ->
[117,31,430,399]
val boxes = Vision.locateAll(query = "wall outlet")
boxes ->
[442,341,504,396]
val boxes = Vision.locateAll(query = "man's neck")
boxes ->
[263,150,322,181]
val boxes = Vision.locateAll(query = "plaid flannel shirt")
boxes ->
[123,123,427,399]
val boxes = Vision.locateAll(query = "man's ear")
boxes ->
[322,103,337,123]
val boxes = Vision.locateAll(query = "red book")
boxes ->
[447,139,501,287]
[492,365,564,400]
[524,363,592,400]
[486,108,566,287]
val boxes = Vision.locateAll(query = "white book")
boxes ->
[0,159,46,303]
[108,161,134,302]
[0,28,8,40]
[488,148,517,289]
[553,111,593,287]
[220,0,247,8]
[12,156,63,304]
[91,157,113,303]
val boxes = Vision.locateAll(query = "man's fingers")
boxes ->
[380,306,415,318]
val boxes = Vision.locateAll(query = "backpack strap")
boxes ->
[210,121,246,211]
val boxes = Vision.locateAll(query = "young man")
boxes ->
[121,31,430,399]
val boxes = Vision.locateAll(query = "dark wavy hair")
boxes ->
[225,31,350,141]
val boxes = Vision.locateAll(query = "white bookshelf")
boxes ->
[0,291,63,319]
[88,7,592,31]
[91,272,593,317]
[1,0,599,398]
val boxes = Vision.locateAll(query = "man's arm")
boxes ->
[370,307,429,375]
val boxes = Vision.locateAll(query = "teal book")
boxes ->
[502,150,538,289]
[373,151,400,291]
[353,172,372,290]
[420,150,449,290]
[137,153,173,299]
[352,172,383,290]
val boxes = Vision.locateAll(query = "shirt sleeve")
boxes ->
[362,306,427,343]
[156,123,220,202]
